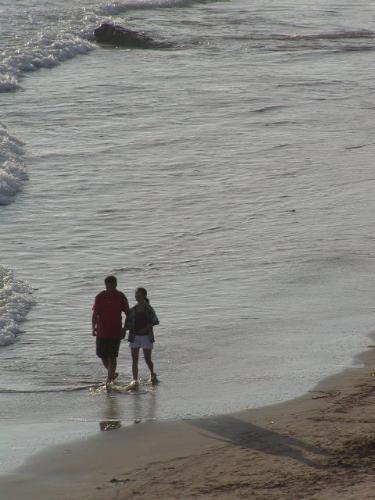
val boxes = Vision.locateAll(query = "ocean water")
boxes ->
[1,0,375,472]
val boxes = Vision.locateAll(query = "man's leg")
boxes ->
[107,357,117,383]
[96,339,109,371]
[131,348,140,381]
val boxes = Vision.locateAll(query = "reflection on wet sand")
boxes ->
[130,381,158,425]
[100,394,122,432]
[99,383,158,431]
[100,420,122,431]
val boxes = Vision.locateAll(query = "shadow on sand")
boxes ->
[189,415,329,469]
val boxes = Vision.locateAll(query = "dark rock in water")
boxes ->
[94,23,162,49]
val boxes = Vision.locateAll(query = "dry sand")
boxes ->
[1,339,374,500]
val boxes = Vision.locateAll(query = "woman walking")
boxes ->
[125,287,159,385]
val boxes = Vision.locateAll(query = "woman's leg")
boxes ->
[143,349,155,378]
[131,348,140,381]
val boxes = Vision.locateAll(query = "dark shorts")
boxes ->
[96,338,121,359]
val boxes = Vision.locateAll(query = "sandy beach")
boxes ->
[1,335,374,500]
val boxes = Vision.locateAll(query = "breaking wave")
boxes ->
[0,124,28,206]
[0,32,95,93]
[101,0,212,15]
[0,267,35,346]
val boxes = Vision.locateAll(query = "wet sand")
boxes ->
[1,336,374,500]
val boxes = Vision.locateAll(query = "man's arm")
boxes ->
[92,311,98,336]
[121,295,130,333]
[122,295,130,317]
[120,295,130,339]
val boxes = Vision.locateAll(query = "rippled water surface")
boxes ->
[1,0,375,472]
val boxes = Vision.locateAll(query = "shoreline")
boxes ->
[0,333,374,500]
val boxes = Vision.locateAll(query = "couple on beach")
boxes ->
[92,275,159,386]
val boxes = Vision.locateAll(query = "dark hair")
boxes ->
[137,287,149,304]
[104,275,117,286]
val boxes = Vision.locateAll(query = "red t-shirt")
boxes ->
[93,290,129,339]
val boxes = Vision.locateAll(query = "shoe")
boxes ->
[150,373,158,385]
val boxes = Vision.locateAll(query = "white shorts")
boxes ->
[129,335,153,350]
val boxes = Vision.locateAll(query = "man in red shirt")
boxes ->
[92,275,129,384]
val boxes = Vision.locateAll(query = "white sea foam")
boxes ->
[0,74,20,92]
[0,125,28,205]
[0,22,97,205]
[0,32,95,93]
[0,267,35,346]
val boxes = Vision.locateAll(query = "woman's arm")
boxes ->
[149,305,159,326]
